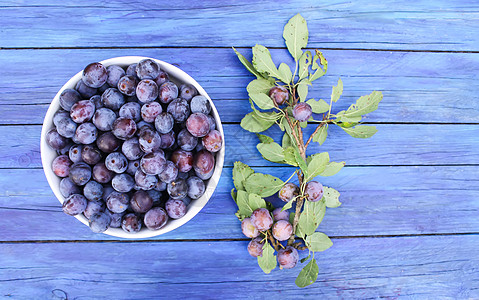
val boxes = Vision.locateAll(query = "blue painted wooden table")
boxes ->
[1,1,478,298]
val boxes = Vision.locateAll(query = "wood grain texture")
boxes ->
[2,124,478,169]
[1,166,478,241]
[1,235,478,298]
[1,0,479,51]
[1,49,478,123]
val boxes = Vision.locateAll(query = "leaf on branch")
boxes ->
[339,124,378,138]
[331,78,343,103]
[247,78,275,95]
[306,98,330,114]
[232,47,264,79]
[293,147,308,176]
[249,93,275,110]
[305,232,333,252]
[335,114,362,123]
[283,147,298,167]
[338,91,383,118]
[309,50,328,82]
[297,80,309,102]
[295,258,319,288]
[298,51,312,81]
[240,112,276,133]
[256,133,274,144]
[231,188,237,203]
[252,44,287,82]
[258,241,277,274]
[283,13,309,61]
[312,124,328,146]
[280,116,292,135]
[249,193,267,211]
[236,190,253,217]
[323,186,341,208]
[248,99,282,121]
[305,152,330,182]
[257,142,285,163]
[300,253,311,264]
[233,161,254,191]
[281,198,294,212]
[320,161,345,177]
[244,173,284,197]
[278,63,293,83]
[297,199,326,236]
[282,132,293,148]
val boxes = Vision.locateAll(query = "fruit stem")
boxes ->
[267,230,279,251]
[288,170,305,246]
[304,116,328,150]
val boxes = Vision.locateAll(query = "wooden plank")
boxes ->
[0,235,478,298]
[1,49,479,123]
[3,124,478,169]
[1,1,479,51]
[1,166,478,241]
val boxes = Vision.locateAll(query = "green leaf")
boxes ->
[257,242,277,274]
[249,193,267,211]
[297,81,309,102]
[240,112,276,133]
[232,47,264,79]
[256,133,274,144]
[297,199,326,236]
[252,44,286,82]
[283,13,308,61]
[323,186,341,208]
[281,198,294,212]
[257,142,285,163]
[306,98,330,114]
[278,63,293,83]
[248,99,282,121]
[236,190,253,216]
[331,78,343,103]
[309,50,328,82]
[282,132,293,148]
[280,116,292,135]
[233,161,254,191]
[305,152,330,182]
[335,114,362,123]
[293,147,308,176]
[244,173,284,197]
[339,91,383,118]
[231,188,237,203]
[300,121,308,128]
[298,51,312,81]
[312,124,328,146]
[250,93,275,110]
[247,78,275,95]
[305,232,333,252]
[340,125,378,138]
[300,253,311,264]
[289,212,295,224]
[320,161,345,177]
[295,258,319,288]
[234,211,245,221]
[283,147,298,167]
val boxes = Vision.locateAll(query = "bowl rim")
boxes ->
[40,56,225,239]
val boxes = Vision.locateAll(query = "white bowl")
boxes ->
[40,56,225,238]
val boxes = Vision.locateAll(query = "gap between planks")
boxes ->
[3,164,479,171]
[2,122,479,126]
[1,46,479,54]
[2,232,478,244]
